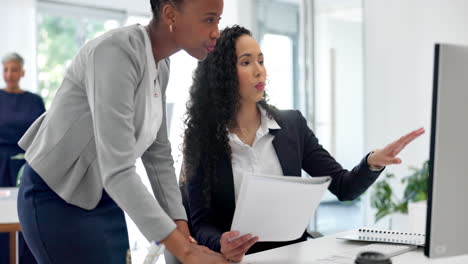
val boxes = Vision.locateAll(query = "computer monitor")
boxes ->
[425,43,468,258]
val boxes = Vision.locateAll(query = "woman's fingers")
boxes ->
[220,231,259,262]
[368,128,425,167]
[397,128,425,146]
[385,128,425,157]
[221,232,251,255]
[386,157,402,165]
[224,236,259,263]
[221,231,242,241]
[225,234,253,251]
[189,236,198,244]
[229,236,258,258]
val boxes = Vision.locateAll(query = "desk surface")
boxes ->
[241,231,468,264]
[0,187,19,224]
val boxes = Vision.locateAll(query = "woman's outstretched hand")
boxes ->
[368,127,425,168]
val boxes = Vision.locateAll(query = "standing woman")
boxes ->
[0,52,44,264]
[17,0,228,263]
[0,53,45,189]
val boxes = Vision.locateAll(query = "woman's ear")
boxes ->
[160,3,177,28]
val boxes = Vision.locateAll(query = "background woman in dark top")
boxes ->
[182,26,425,263]
[0,52,44,264]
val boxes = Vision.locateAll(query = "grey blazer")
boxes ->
[19,25,186,242]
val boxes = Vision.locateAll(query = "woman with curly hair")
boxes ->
[182,25,424,262]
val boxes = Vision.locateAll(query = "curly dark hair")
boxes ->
[150,0,184,22]
[183,25,279,204]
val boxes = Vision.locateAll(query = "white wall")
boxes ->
[235,0,255,32]
[363,0,468,223]
[1,0,37,92]
[327,18,364,169]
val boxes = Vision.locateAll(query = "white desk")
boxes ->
[241,231,468,264]
[0,187,21,264]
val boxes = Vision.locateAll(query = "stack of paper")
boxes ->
[231,174,331,242]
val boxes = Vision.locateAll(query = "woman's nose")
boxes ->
[211,27,220,39]
[255,64,263,77]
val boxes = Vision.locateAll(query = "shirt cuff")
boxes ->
[367,151,385,172]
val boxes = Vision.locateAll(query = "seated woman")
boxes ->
[182,25,424,263]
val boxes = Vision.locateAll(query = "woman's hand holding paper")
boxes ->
[220,231,258,263]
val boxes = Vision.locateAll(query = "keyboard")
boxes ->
[310,243,418,264]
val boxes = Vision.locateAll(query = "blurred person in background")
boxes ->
[0,52,44,264]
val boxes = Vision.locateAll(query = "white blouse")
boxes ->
[229,107,284,201]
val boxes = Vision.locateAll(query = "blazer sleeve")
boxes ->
[297,111,382,201]
[86,39,176,243]
[141,69,187,221]
[186,164,223,252]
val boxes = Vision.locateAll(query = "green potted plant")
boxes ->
[371,160,429,222]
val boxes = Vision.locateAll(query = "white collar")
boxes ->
[259,105,281,132]
[228,104,281,144]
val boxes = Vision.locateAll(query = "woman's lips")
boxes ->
[206,45,215,52]
[255,82,265,91]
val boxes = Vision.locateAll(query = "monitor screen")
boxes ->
[425,43,468,258]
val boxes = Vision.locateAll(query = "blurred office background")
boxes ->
[2,0,468,256]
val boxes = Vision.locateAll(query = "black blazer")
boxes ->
[185,110,383,254]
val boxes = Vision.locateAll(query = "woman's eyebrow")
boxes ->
[238,52,263,59]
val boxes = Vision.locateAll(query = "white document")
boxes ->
[230,173,331,242]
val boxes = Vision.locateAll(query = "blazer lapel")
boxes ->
[270,128,302,177]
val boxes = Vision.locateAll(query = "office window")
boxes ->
[256,0,299,110]
[312,0,366,235]
[125,15,151,26]
[260,34,294,109]
[36,1,124,108]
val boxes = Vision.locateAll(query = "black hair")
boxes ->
[183,25,279,204]
[150,0,184,22]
